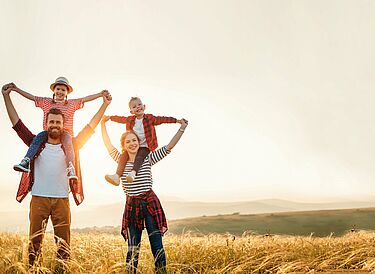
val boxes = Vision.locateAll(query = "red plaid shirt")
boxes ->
[121,189,168,240]
[110,114,177,151]
[12,119,95,206]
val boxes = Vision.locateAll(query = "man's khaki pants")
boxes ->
[28,196,71,266]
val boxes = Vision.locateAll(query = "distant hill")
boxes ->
[2,198,375,232]
[71,207,375,237]
[168,207,375,236]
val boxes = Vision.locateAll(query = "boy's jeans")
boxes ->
[126,200,166,274]
[25,131,75,165]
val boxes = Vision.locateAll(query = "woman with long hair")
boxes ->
[101,115,188,273]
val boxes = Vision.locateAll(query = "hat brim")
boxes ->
[50,83,73,93]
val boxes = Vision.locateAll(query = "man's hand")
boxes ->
[101,90,109,97]
[103,91,112,105]
[2,83,15,95]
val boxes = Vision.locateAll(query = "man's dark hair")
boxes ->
[46,108,65,124]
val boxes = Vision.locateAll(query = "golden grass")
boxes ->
[1,230,375,273]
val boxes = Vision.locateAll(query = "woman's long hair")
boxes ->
[120,131,140,153]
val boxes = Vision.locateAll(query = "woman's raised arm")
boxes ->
[101,115,116,154]
[166,118,188,151]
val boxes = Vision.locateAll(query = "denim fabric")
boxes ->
[126,201,166,274]
[61,131,75,166]
[25,131,48,159]
[25,131,75,166]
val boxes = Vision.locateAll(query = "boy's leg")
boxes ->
[126,148,149,183]
[116,152,129,176]
[132,148,150,175]
[14,131,48,172]
[61,131,78,180]
[105,152,129,186]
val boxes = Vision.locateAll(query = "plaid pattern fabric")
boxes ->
[110,114,177,151]
[13,119,94,205]
[121,189,168,240]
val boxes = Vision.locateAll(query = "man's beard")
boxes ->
[48,127,63,139]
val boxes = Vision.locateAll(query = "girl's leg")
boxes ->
[126,148,150,183]
[143,202,166,273]
[126,223,142,274]
[14,131,48,172]
[61,131,78,180]
[61,131,75,166]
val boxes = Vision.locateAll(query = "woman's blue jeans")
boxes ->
[126,201,166,274]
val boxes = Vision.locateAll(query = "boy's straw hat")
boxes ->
[50,77,73,93]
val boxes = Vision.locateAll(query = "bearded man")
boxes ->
[2,83,112,269]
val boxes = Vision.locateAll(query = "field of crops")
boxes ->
[1,230,375,273]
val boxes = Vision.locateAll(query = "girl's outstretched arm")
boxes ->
[82,90,108,103]
[12,83,36,101]
[166,118,188,151]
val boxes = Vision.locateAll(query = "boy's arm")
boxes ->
[152,115,178,126]
[110,115,128,124]
[81,90,108,103]
[11,83,36,102]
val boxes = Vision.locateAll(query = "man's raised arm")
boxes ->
[2,83,34,146]
[2,84,20,126]
[74,91,112,149]
[88,91,112,130]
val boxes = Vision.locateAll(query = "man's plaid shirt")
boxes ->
[110,114,177,151]
[12,119,95,206]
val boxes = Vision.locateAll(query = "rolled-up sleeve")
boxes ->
[12,119,35,147]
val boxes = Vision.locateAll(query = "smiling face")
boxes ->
[46,113,64,140]
[53,84,69,101]
[129,98,145,117]
[121,132,140,155]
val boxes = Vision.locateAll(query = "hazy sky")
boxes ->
[1,0,375,213]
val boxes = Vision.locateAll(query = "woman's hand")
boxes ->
[102,115,110,124]
[179,118,188,130]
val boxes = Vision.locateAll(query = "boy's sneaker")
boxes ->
[105,174,120,186]
[13,157,31,173]
[126,171,136,183]
[67,162,78,181]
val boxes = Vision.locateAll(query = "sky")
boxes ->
[1,0,375,214]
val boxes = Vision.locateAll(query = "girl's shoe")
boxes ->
[13,157,31,173]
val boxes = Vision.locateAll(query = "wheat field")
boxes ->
[1,230,375,273]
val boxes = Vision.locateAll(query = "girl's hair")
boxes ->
[52,94,68,105]
[120,131,140,153]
